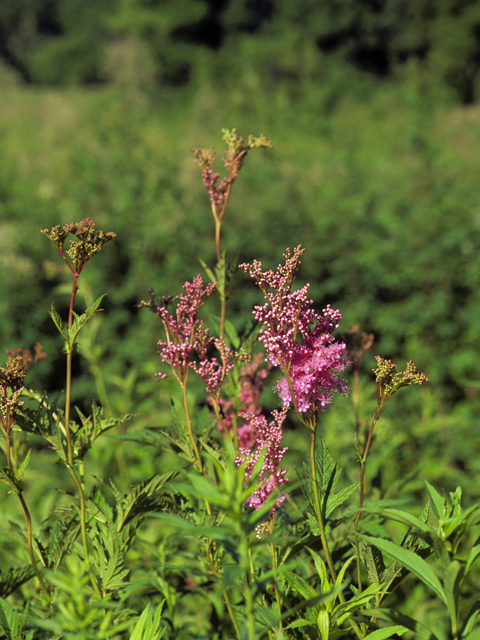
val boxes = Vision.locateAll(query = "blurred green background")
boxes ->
[1,0,480,488]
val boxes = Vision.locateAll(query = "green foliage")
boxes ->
[1,82,480,639]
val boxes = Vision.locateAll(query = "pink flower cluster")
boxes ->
[153,276,216,381]
[150,276,234,391]
[212,353,271,449]
[236,409,289,513]
[241,246,349,414]
[191,338,235,397]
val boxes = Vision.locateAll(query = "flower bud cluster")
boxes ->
[41,217,116,274]
[374,356,429,406]
[192,129,272,221]
[0,355,26,434]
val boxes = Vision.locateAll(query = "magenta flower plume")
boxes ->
[276,324,349,413]
[241,247,349,415]
[236,408,289,514]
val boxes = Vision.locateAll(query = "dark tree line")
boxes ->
[1,0,480,101]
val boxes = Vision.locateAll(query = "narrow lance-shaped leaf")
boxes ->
[443,560,464,632]
[366,625,409,640]
[364,608,440,640]
[461,599,480,638]
[423,479,445,520]
[17,449,31,481]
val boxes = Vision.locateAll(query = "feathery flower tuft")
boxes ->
[241,247,349,415]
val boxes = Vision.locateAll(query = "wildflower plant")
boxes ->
[1,129,479,640]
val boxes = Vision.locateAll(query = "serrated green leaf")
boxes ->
[133,603,164,640]
[45,516,80,570]
[0,596,18,640]
[93,522,129,592]
[316,439,338,497]
[307,548,330,594]
[363,543,386,586]
[49,303,68,340]
[68,294,106,347]
[223,319,241,350]
[0,467,20,493]
[326,481,359,517]
[116,471,176,532]
[0,566,35,598]
[199,258,217,286]
[359,534,446,604]
[304,511,320,536]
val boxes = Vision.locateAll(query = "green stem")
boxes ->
[214,217,222,263]
[224,588,240,637]
[310,429,338,583]
[67,464,102,598]
[270,540,283,632]
[310,429,364,640]
[180,380,211,516]
[220,296,226,340]
[65,350,74,464]
[64,270,80,465]
[354,403,382,594]
[243,548,256,640]
[4,421,52,606]
[206,544,240,637]
[18,492,53,606]
[181,380,203,473]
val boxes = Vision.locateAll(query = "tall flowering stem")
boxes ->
[192,129,273,263]
[41,218,115,599]
[241,247,349,585]
[41,218,116,464]
[142,277,226,483]
[0,355,52,604]
[193,130,272,338]
[353,357,429,592]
